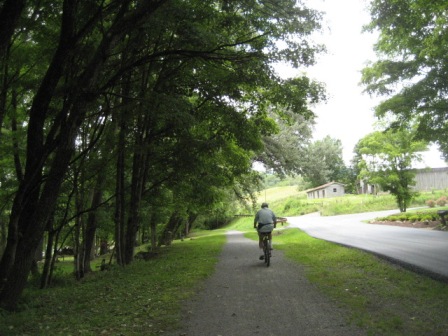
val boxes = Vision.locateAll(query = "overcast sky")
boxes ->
[277,0,447,168]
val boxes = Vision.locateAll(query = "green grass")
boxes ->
[267,193,400,217]
[243,228,448,335]
[375,206,448,224]
[0,234,226,336]
[227,216,448,335]
[3,189,448,336]
[256,185,304,202]
[265,188,448,218]
[288,229,448,335]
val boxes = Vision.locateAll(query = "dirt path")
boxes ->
[168,231,364,336]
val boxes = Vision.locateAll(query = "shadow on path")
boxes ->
[168,231,364,336]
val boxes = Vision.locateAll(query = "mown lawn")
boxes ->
[0,234,225,336]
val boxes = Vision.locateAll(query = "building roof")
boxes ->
[305,181,345,193]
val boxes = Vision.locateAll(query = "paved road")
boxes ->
[287,210,448,280]
[168,231,364,336]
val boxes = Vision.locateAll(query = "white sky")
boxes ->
[277,0,447,168]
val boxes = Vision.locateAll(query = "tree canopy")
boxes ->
[0,0,325,309]
[356,128,428,212]
[301,136,346,188]
[362,0,448,159]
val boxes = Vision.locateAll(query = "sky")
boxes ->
[277,0,447,168]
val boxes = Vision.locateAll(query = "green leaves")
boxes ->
[356,128,428,211]
[362,0,448,158]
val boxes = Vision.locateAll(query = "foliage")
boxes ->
[0,0,326,308]
[362,0,448,159]
[301,136,346,188]
[258,185,448,217]
[356,128,428,212]
[262,174,307,189]
[255,108,316,177]
[375,209,445,223]
[412,189,448,206]
[2,193,448,335]
[436,196,447,206]
[0,234,226,336]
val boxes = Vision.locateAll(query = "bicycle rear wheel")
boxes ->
[263,237,270,267]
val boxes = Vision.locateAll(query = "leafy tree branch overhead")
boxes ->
[362,0,448,160]
[0,0,325,309]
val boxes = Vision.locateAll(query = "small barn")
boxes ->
[306,181,345,199]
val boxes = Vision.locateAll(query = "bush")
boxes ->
[420,214,436,222]
[408,215,420,222]
[436,196,447,206]
[426,199,436,208]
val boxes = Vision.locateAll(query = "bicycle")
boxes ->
[260,232,271,267]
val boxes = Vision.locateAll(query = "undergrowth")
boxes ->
[0,234,225,336]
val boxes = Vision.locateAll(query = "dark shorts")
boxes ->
[257,223,274,233]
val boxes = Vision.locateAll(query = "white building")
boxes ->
[306,182,345,199]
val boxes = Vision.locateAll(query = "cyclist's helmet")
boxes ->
[261,202,268,208]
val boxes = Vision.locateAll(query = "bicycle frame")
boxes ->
[260,232,271,267]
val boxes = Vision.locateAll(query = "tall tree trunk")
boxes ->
[40,226,55,289]
[0,0,168,311]
[158,212,183,247]
[83,178,104,273]
[124,135,146,264]
[114,113,127,266]
[0,0,78,307]
[150,213,158,252]
[185,212,198,236]
[0,217,6,254]
[0,119,79,309]
[0,0,26,135]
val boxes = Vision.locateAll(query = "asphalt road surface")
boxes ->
[287,210,448,280]
[168,231,364,336]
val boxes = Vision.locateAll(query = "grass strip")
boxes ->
[260,228,448,336]
[0,233,225,336]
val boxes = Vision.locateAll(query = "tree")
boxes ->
[254,106,316,177]
[362,0,448,160]
[301,136,346,187]
[0,0,325,310]
[356,128,428,212]
[0,0,173,310]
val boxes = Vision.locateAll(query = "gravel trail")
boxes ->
[168,230,364,336]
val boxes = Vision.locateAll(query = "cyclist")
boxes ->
[254,202,277,260]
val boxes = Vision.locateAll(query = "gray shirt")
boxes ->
[254,207,276,225]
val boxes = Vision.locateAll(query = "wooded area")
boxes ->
[0,0,325,309]
[3,0,448,312]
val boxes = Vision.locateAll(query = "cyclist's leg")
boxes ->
[264,235,271,266]
[258,231,265,260]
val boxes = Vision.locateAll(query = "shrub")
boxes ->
[436,196,447,206]
[408,215,420,222]
[420,214,436,222]
[426,199,436,208]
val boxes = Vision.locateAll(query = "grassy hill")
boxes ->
[257,186,448,218]
[256,185,304,203]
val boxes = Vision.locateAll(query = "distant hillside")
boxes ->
[256,186,304,203]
